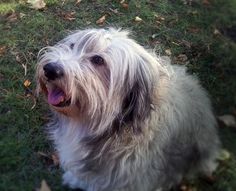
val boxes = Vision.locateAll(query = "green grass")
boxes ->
[0,0,236,190]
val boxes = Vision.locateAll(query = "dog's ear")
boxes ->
[119,55,154,133]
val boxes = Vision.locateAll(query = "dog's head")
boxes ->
[36,28,160,134]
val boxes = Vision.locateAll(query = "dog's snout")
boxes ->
[43,63,64,80]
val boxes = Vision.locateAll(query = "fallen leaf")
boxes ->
[217,149,231,161]
[134,16,142,22]
[213,28,221,35]
[75,0,82,5]
[218,115,236,127]
[179,184,197,191]
[19,12,26,18]
[181,40,191,48]
[27,0,46,10]
[109,8,119,14]
[11,51,28,75]
[6,12,18,22]
[96,15,106,25]
[121,3,129,9]
[61,11,76,21]
[38,180,51,191]
[175,54,188,64]
[156,20,162,25]
[52,152,60,166]
[188,27,200,33]
[120,0,125,3]
[149,39,161,47]
[24,79,31,87]
[37,151,60,166]
[0,46,7,57]
[155,14,165,21]
[165,49,172,56]
[180,184,188,191]
[202,0,210,6]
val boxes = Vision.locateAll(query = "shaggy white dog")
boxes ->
[36,28,220,191]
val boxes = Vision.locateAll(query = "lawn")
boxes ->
[0,0,236,191]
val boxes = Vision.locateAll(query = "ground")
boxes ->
[0,0,236,191]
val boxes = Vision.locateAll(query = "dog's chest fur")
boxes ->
[51,117,159,190]
[51,119,89,170]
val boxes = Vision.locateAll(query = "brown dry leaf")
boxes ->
[96,15,106,25]
[188,27,200,33]
[0,46,7,57]
[75,0,82,5]
[180,184,197,191]
[27,0,46,10]
[213,28,221,35]
[38,180,51,191]
[155,14,165,21]
[218,115,236,127]
[6,12,18,22]
[11,51,29,75]
[121,3,129,9]
[134,16,142,22]
[109,8,119,14]
[180,184,188,191]
[62,11,76,21]
[202,0,210,6]
[24,79,31,87]
[175,54,188,64]
[37,151,60,166]
[52,152,60,166]
[181,40,191,48]
[165,49,172,56]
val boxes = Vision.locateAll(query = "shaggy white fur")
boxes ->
[36,28,220,191]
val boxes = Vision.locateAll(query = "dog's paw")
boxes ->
[62,171,87,190]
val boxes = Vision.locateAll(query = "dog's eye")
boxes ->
[90,55,104,65]
[70,43,75,49]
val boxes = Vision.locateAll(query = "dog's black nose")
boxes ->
[43,63,64,80]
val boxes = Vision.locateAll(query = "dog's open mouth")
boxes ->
[40,80,71,107]
[47,87,71,107]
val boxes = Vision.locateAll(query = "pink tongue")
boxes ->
[47,88,65,105]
